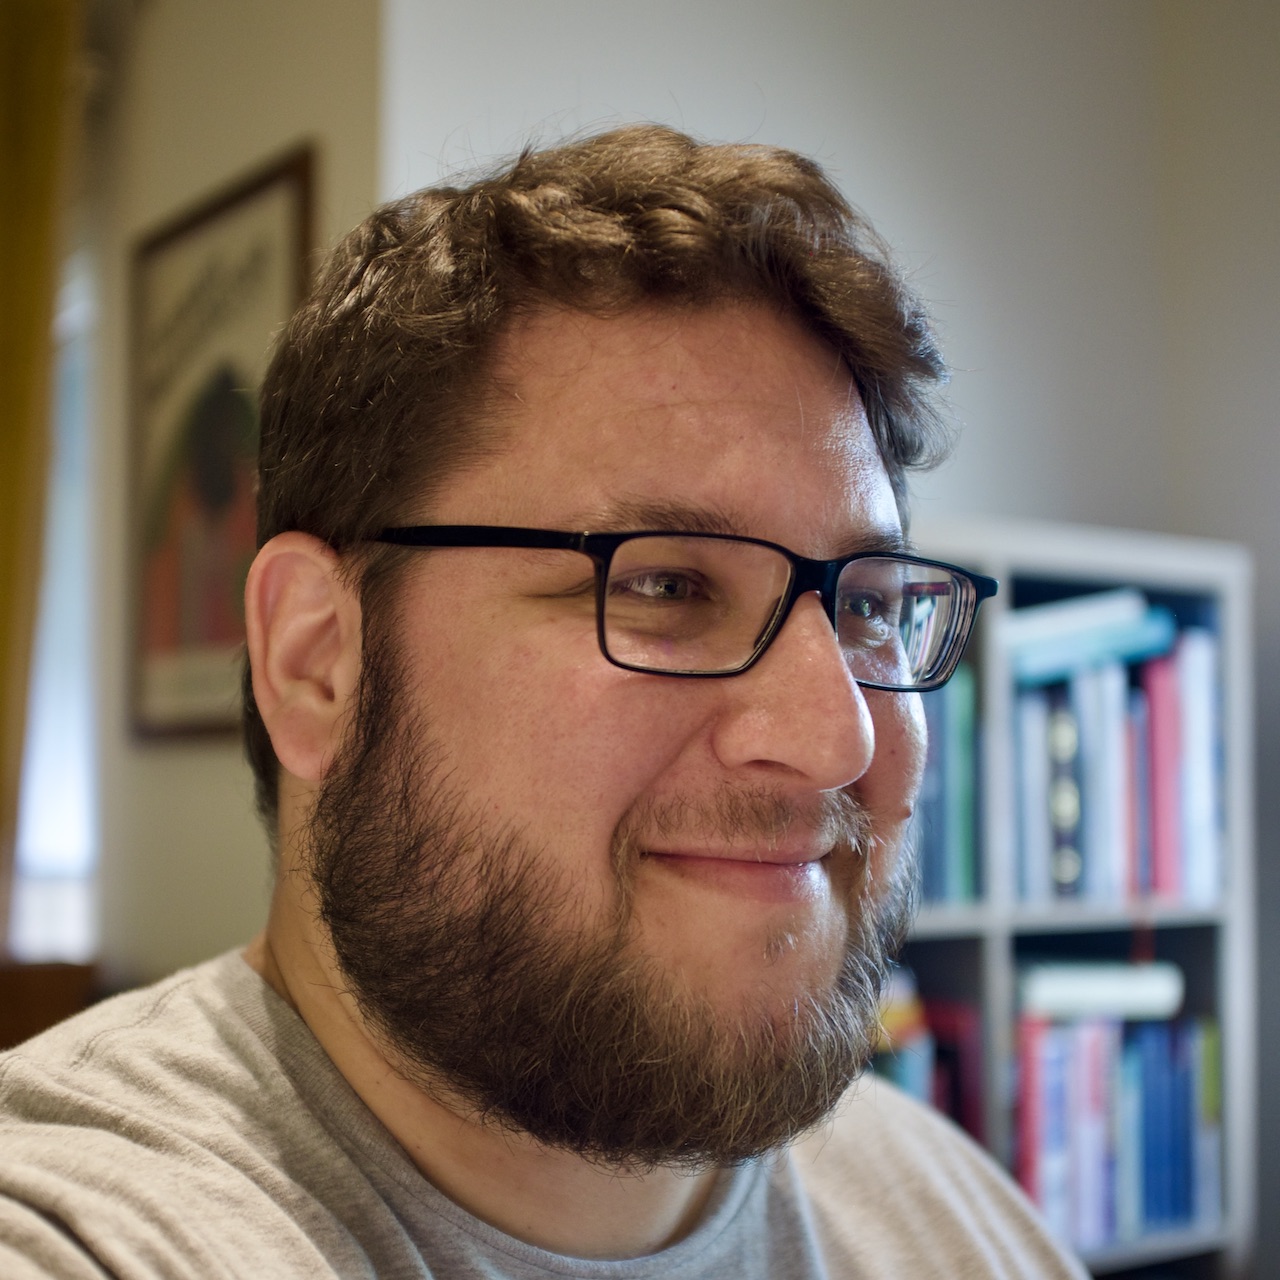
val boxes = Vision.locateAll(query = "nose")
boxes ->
[708,591,876,790]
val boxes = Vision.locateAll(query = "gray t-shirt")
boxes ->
[0,952,1086,1278]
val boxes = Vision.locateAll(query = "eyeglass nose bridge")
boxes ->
[753,553,850,662]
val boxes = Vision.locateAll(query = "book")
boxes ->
[1046,685,1084,898]
[1134,1020,1175,1229]
[1115,1032,1145,1241]
[1190,1018,1223,1229]
[997,587,1148,651]
[1142,654,1183,900]
[1069,1019,1119,1251]
[1017,961,1185,1022]
[1016,686,1053,904]
[873,966,935,1103]
[1126,686,1152,897]
[1011,608,1177,687]
[1019,1017,1073,1241]
[918,663,978,903]
[1177,629,1222,907]
[925,997,984,1142]
[1072,662,1130,903]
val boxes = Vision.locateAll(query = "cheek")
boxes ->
[860,691,927,867]
[402,609,707,834]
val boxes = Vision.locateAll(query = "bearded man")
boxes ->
[0,125,1085,1278]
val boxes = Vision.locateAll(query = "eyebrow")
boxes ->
[566,496,914,559]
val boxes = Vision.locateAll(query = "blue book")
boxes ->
[1136,1021,1175,1230]
[1128,686,1152,897]
[1170,1022,1195,1224]
[1116,1033,1145,1242]
[1013,607,1178,686]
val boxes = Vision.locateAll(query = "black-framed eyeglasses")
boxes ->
[372,525,998,691]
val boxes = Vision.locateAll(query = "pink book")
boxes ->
[1142,654,1182,900]
[1017,1015,1050,1205]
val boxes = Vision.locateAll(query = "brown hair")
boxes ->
[245,123,951,828]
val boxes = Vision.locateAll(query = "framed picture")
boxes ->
[129,146,313,736]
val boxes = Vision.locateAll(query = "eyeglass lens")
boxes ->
[601,535,962,684]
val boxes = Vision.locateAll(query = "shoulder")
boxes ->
[0,952,281,1136]
[787,1076,1089,1279]
[0,952,401,1278]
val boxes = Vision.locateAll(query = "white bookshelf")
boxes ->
[909,516,1256,1279]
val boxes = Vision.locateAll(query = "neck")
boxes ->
[243,892,719,1260]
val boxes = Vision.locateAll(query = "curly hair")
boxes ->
[245,123,951,829]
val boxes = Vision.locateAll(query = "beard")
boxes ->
[305,623,917,1172]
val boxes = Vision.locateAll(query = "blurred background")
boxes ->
[3,0,1276,1274]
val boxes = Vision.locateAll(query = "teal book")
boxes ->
[919,663,978,903]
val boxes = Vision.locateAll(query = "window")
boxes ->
[9,252,98,963]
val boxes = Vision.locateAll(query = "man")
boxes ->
[0,125,1084,1277]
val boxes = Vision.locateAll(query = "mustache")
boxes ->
[614,786,872,858]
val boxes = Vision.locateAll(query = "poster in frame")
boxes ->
[129,146,313,736]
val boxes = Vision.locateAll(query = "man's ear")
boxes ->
[244,532,363,783]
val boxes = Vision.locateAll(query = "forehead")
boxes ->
[434,303,901,552]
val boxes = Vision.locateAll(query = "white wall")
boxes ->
[382,0,1171,532]
[1158,5,1280,1273]
[90,0,379,987]
[86,0,1278,1269]
[381,0,1278,1267]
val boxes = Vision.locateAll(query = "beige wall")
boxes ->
[86,0,1278,1269]
[382,0,1174,533]
[89,0,378,987]
[1157,5,1280,1273]
[378,6,1280,1258]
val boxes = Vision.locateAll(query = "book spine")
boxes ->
[1127,686,1151,898]
[1016,686,1052,904]
[944,662,978,903]
[1069,1019,1113,1251]
[1017,1014,1049,1207]
[1178,629,1222,907]
[918,684,946,904]
[1192,1018,1223,1229]
[1115,1029,1144,1242]
[1142,655,1183,901]
[925,998,984,1142]
[1047,684,1084,898]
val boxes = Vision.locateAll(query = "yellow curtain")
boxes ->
[0,0,82,955]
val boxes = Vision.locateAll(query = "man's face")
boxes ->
[309,302,926,1164]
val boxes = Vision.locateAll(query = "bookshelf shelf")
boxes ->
[1007,905,1226,935]
[1083,1225,1232,1276]
[906,516,1256,1279]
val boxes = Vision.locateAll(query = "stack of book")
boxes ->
[917,663,978,904]
[872,965,984,1142]
[1015,961,1221,1252]
[1001,589,1222,907]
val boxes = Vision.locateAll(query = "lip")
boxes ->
[641,851,830,904]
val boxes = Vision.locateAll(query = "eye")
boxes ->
[841,590,884,620]
[610,569,708,603]
[837,587,899,643]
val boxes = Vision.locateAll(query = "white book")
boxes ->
[1018,961,1185,1021]
[1070,667,1105,902]
[1039,1025,1074,1243]
[1071,663,1129,905]
[1098,661,1131,905]
[1178,628,1221,907]
[1069,1019,1114,1252]
[1017,688,1053,904]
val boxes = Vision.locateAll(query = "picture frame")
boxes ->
[128,146,313,736]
